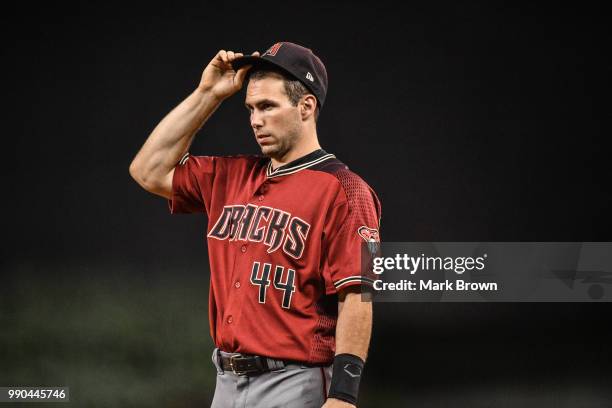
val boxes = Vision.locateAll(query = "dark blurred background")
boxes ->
[1,2,610,407]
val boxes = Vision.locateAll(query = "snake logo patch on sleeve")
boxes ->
[357,226,379,243]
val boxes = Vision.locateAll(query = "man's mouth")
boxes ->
[256,134,273,144]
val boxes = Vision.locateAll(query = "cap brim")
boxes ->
[232,56,265,70]
[232,56,292,77]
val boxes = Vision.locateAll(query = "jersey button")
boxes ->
[240,245,247,253]
[227,315,233,324]
[258,195,264,201]
[234,281,241,288]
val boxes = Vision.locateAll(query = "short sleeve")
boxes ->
[168,153,216,215]
[321,170,382,295]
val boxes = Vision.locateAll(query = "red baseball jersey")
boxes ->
[168,149,381,364]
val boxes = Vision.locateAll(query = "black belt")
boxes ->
[218,353,288,375]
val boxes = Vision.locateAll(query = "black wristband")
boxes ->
[328,353,364,405]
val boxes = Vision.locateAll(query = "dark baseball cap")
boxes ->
[232,42,328,108]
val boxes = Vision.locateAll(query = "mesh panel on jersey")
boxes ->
[335,169,379,241]
[308,163,380,364]
[309,299,337,363]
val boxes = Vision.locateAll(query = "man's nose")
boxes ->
[250,111,263,129]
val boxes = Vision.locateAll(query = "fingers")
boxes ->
[218,50,228,65]
[234,64,252,86]
[217,50,249,69]
[233,51,258,86]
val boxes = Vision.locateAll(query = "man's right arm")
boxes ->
[129,50,259,199]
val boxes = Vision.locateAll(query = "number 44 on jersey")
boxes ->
[250,261,296,309]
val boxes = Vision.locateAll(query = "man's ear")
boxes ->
[300,94,318,120]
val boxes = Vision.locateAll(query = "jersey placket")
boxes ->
[222,177,273,346]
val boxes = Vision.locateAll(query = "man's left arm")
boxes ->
[323,287,373,408]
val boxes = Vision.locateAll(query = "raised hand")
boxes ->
[198,50,260,100]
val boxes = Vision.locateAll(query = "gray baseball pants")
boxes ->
[210,348,332,408]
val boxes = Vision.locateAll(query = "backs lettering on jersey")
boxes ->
[208,204,311,260]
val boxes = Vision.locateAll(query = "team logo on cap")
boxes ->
[263,42,283,57]
[306,72,314,82]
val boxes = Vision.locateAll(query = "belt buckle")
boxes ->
[229,355,248,375]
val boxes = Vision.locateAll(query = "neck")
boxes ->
[270,133,321,169]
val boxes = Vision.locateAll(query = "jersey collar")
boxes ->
[266,149,335,178]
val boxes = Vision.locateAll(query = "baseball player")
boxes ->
[129,42,381,407]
